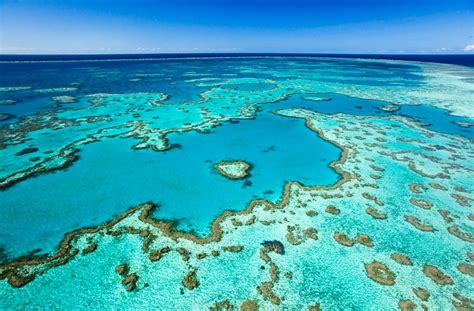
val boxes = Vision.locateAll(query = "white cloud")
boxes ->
[464,44,474,52]
[431,47,453,53]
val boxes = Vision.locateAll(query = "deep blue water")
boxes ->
[1,53,474,67]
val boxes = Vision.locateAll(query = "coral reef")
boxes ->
[0,57,473,309]
[214,160,252,180]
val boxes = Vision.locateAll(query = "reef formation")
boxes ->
[0,57,473,309]
[214,160,252,180]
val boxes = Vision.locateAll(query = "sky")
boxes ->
[0,0,473,54]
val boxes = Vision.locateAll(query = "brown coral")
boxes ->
[364,261,396,285]
[422,265,453,285]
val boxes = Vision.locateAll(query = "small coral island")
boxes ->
[214,160,251,180]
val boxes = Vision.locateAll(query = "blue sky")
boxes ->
[0,0,473,54]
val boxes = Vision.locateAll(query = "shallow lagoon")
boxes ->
[0,105,340,259]
[273,93,474,138]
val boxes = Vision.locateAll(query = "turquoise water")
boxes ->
[0,57,473,309]
[0,106,340,259]
[273,93,474,138]
[397,105,473,138]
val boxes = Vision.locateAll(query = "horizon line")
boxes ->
[1,53,473,67]
[2,52,474,56]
